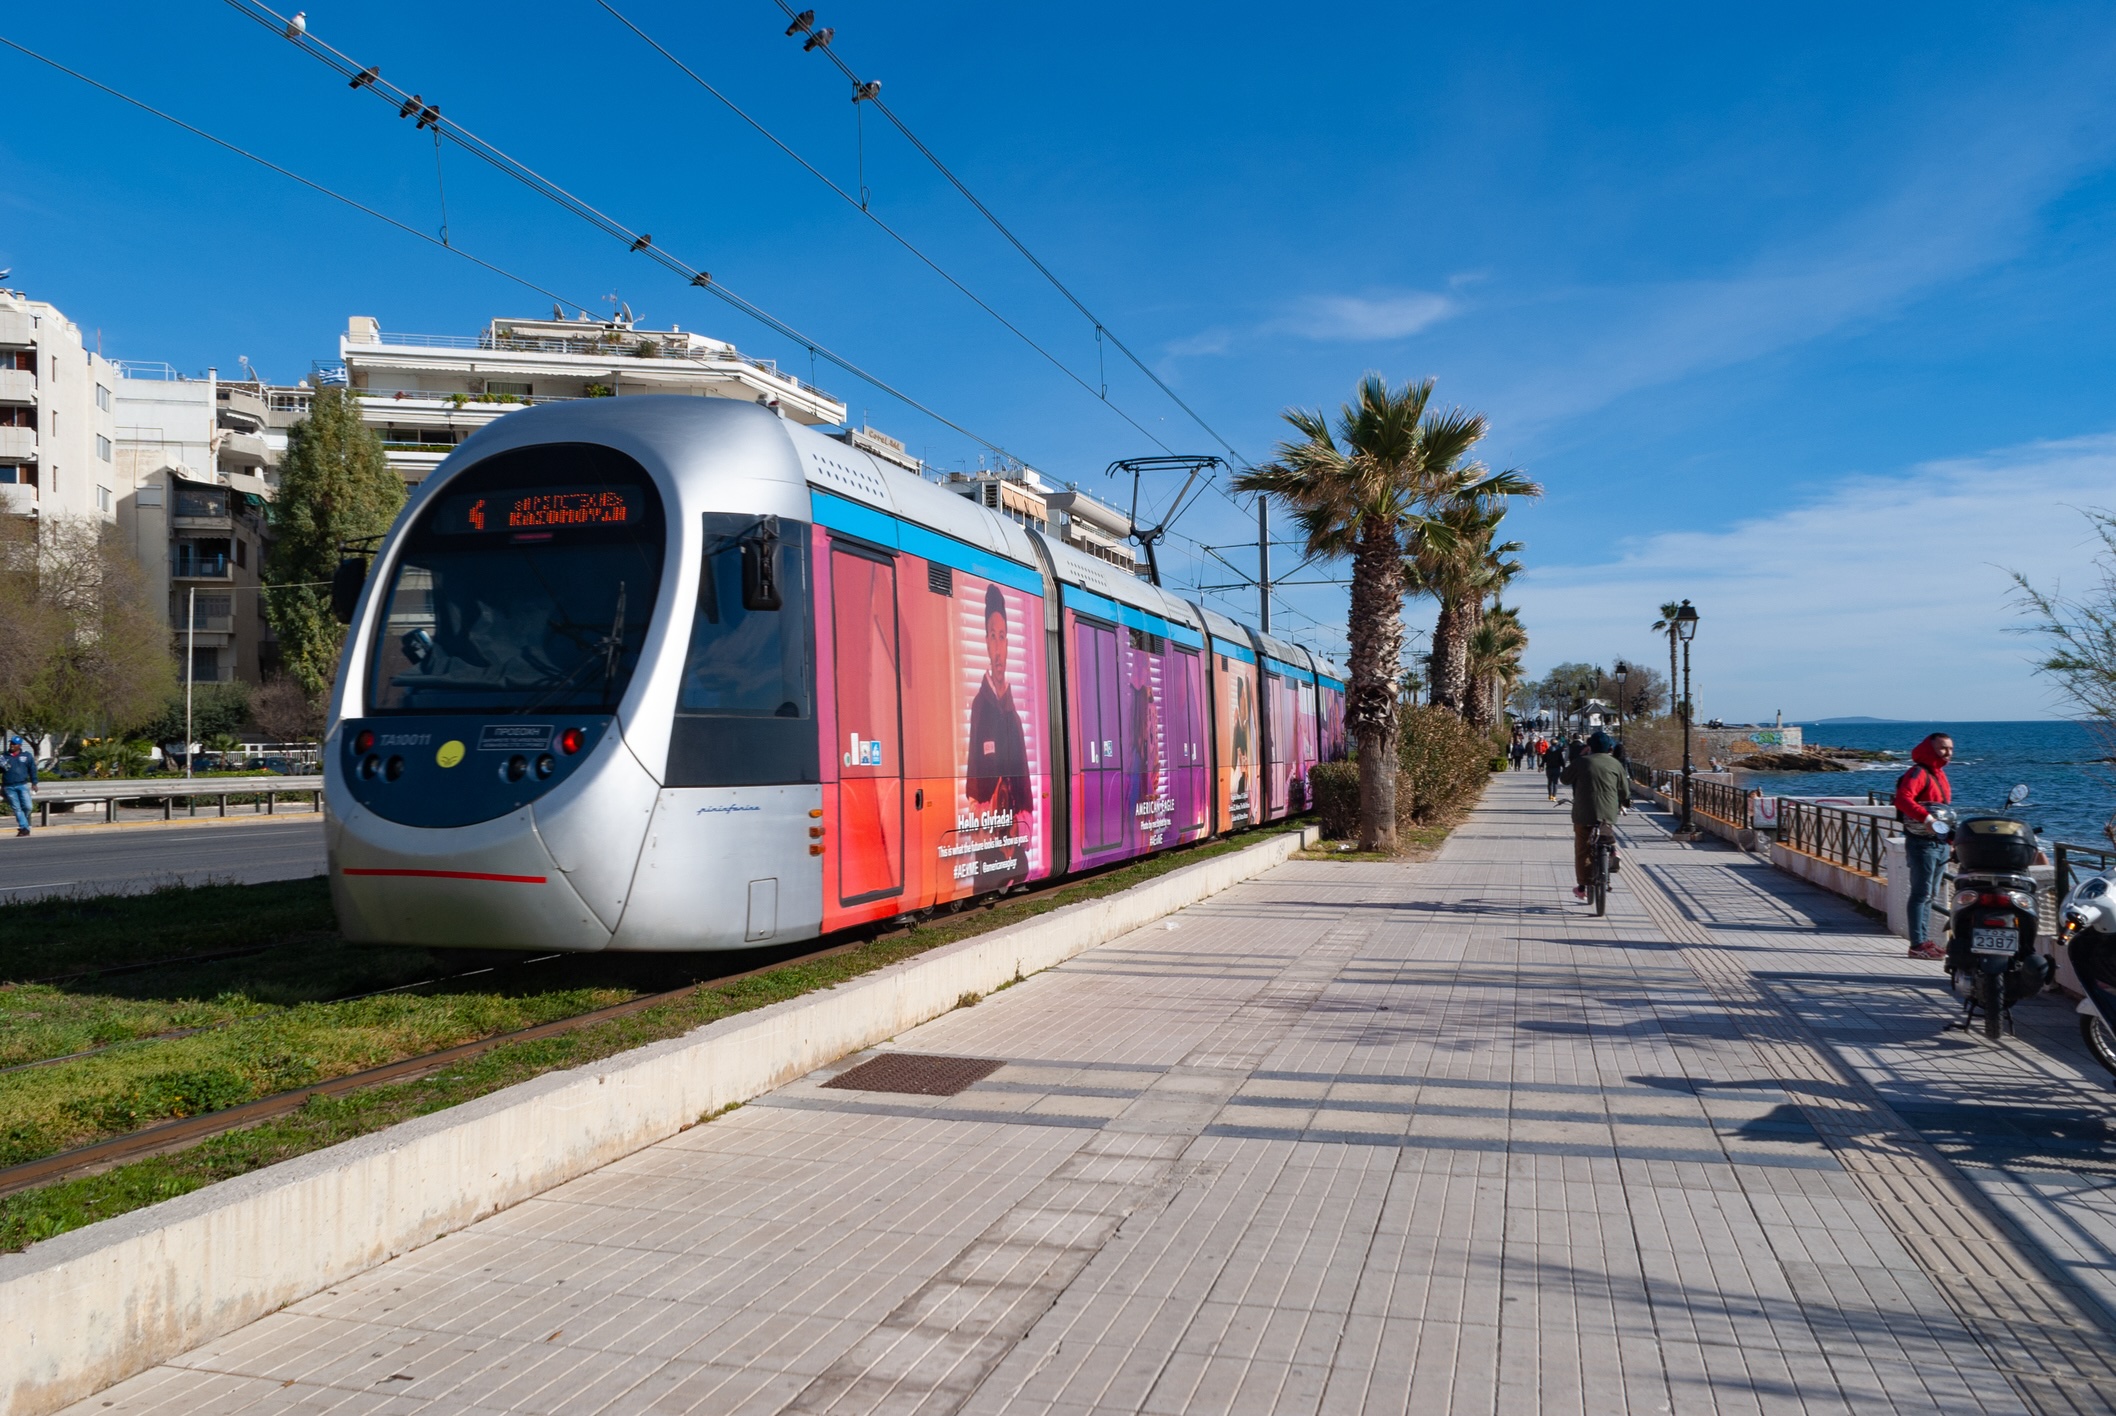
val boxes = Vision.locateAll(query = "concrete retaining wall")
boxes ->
[0,826,1317,1416]
[1768,841,1889,913]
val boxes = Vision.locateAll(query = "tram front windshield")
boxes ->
[367,446,664,715]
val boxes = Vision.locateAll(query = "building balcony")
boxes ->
[0,483,35,515]
[0,368,34,403]
[218,431,268,468]
[0,310,33,347]
[171,553,233,581]
[0,426,36,462]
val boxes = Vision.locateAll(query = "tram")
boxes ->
[325,398,1347,951]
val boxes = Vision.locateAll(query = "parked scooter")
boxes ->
[1930,784,2052,1039]
[2060,869,2116,1077]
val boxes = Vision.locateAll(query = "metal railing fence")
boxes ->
[1778,799,1887,878]
[1691,777,1758,829]
[26,775,323,827]
[2055,841,2116,904]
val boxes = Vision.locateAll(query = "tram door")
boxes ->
[1169,647,1205,835]
[830,546,905,906]
[1076,619,1123,853]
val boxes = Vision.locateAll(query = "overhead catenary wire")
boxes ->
[0,35,586,312]
[215,0,1033,467]
[764,0,1250,468]
[592,0,1176,455]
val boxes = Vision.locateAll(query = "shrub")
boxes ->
[1397,706,1490,827]
[1311,761,1359,839]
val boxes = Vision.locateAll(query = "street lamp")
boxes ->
[1612,661,1629,735]
[1674,601,1699,834]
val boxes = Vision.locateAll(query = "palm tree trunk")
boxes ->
[1667,631,1679,717]
[1429,595,1471,715]
[1346,518,1402,851]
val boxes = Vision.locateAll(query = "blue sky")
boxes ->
[5,2,2115,719]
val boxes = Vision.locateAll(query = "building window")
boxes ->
[485,380,532,398]
[0,468,14,484]
[189,648,222,684]
[95,434,112,462]
[50,410,57,436]
[95,384,110,411]
[235,538,246,568]
[95,485,111,513]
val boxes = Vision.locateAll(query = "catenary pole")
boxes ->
[185,585,196,779]
[1256,500,1270,634]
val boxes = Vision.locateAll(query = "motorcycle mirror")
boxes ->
[2007,783,2030,805]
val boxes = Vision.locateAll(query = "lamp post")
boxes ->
[1612,661,1628,736]
[1674,601,1699,834]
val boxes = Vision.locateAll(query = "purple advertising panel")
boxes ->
[1065,596,1208,868]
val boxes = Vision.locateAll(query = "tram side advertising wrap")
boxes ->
[816,523,1052,932]
[1065,600,1209,870]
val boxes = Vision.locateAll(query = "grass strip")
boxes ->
[0,826,1298,1252]
[1,877,338,982]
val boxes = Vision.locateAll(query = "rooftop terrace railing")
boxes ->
[1779,799,1886,878]
[364,330,837,402]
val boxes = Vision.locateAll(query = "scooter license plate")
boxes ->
[1971,927,2020,954]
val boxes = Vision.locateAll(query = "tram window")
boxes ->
[366,444,664,715]
[667,514,819,786]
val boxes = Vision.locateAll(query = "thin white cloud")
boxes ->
[1162,287,1459,361]
[1510,435,2116,720]
[1278,291,1455,342]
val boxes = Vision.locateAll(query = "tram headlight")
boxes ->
[360,754,381,780]
[559,727,584,755]
[535,754,555,779]
[384,755,405,782]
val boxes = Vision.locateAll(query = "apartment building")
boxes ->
[334,313,849,483]
[944,468,1139,574]
[113,370,290,685]
[0,288,122,523]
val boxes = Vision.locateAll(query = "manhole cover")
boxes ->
[821,1053,1004,1096]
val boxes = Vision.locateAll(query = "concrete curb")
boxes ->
[0,824,1317,1416]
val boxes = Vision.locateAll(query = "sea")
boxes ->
[1732,721,2115,850]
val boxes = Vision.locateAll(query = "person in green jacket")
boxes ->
[1560,730,1629,901]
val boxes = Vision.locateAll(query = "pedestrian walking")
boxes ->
[3,735,36,837]
[1894,732,1954,961]
[1542,739,1565,802]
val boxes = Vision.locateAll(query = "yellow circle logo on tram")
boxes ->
[436,740,466,768]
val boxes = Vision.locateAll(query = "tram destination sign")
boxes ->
[434,486,639,535]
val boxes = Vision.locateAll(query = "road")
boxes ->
[0,818,327,903]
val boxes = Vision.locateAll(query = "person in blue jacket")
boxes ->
[3,736,37,836]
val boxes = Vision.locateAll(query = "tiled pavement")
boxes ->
[69,773,2116,1415]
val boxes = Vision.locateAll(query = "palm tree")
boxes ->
[1410,468,1538,716]
[1649,600,1683,716]
[1235,375,1475,851]
[1465,604,1528,731]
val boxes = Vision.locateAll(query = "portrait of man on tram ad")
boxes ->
[965,582,1031,886]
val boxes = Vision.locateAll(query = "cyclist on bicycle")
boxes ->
[1561,730,1629,902]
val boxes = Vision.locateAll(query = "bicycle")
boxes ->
[1591,821,1617,916]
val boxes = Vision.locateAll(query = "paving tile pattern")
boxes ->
[63,774,2116,1415]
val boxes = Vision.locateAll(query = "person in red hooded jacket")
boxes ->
[1893,733,1954,960]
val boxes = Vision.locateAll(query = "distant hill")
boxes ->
[1810,716,1909,724]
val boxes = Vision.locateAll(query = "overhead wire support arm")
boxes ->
[214,0,1031,466]
[1108,454,1221,588]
